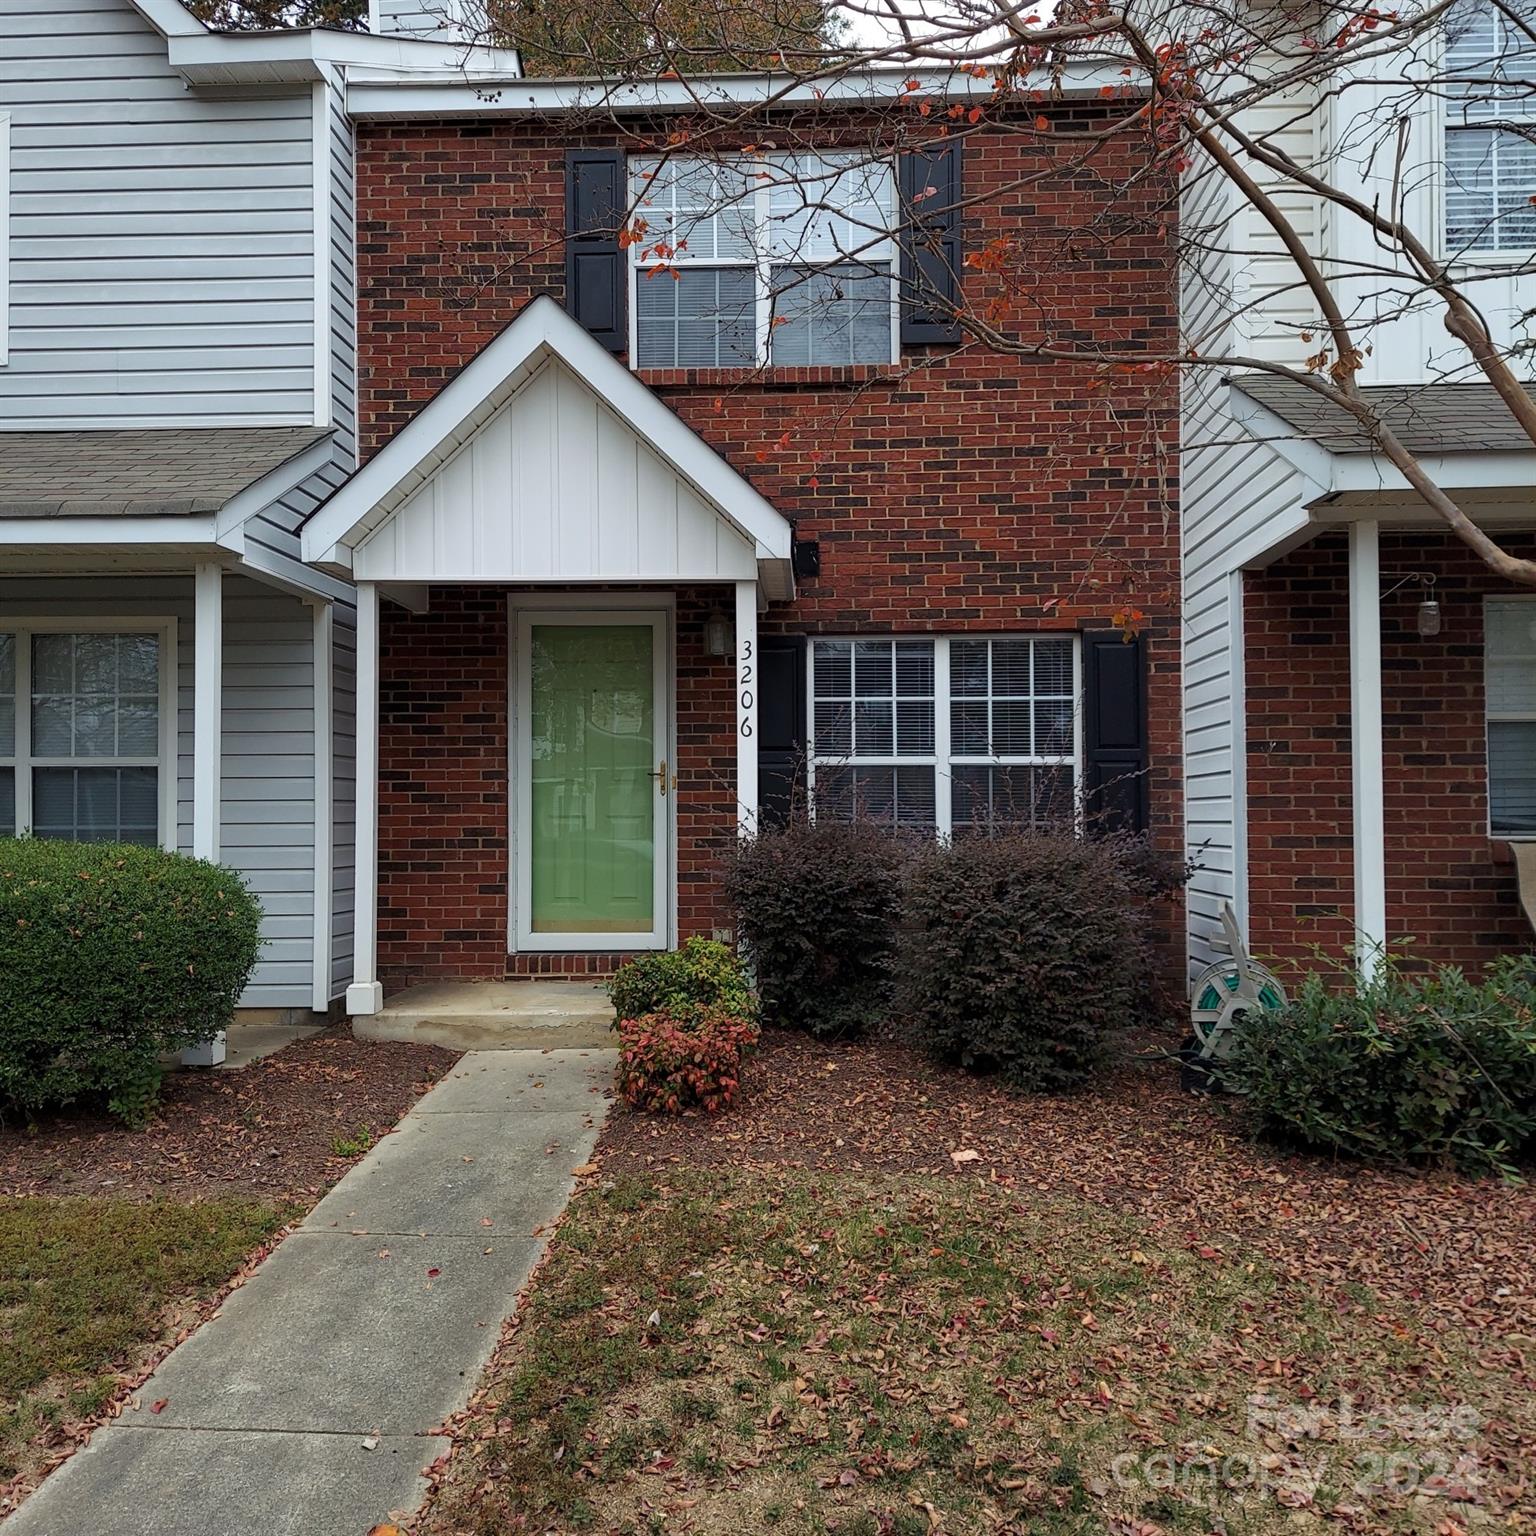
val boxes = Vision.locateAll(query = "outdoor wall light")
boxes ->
[1382,571,1440,637]
[704,609,732,658]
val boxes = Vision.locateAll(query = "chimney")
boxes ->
[368,0,474,42]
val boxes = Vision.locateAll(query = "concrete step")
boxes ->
[353,980,616,1050]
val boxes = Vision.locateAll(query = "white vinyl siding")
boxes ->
[629,152,897,369]
[0,113,11,368]
[1444,0,1536,253]
[0,0,317,427]
[808,636,1079,835]
[1486,598,1536,836]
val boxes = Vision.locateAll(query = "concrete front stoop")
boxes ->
[0,1049,615,1536]
[353,980,616,1051]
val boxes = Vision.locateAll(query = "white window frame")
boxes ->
[0,618,178,850]
[805,633,1083,837]
[1485,594,1536,840]
[1,113,10,368]
[627,151,900,370]
[1441,0,1536,258]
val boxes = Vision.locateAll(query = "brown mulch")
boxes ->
[599,1030,1536,1331]
[0,1027,459,1205]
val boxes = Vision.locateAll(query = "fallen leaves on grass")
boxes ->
[413,1169,1534,1536]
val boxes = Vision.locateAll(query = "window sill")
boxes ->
[633,363,909,390]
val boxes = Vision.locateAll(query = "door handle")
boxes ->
[650,759,671,796]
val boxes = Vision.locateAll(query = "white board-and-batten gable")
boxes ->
[350,359,759,583]
[302,296,795,596]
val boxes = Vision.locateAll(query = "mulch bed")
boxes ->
[0,1028,459,1205]
[599,1030,1536,1332]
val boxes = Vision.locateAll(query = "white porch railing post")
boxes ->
[184,561,227,1067]
[1348,520,1387,971]
[347,581,384,1016]
[734,580,758,837]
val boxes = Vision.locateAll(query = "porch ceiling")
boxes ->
[301,297,796,601]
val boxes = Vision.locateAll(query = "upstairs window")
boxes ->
[1486,598,1536,836]
[1444,0,1536,252]
[629,152,897,369]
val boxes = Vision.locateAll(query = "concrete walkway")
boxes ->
[3,1049,614,1536]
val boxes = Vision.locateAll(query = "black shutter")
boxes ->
[1081,630,1149,835]
[565,150,627,353]
[897,143,963,345]
[756,636,807,829]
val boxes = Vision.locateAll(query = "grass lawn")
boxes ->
[420,1168,1530,1536]
[0,1197,287,1484]
[418,1028,1536,1536]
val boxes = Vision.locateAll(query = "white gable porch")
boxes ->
[300,296,796,1017]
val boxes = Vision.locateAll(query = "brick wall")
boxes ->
[1245,531,1534,973]
[357,110,1184,982]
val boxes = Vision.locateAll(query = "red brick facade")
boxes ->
[1245,531,1534,974]
[357,112,1183,984]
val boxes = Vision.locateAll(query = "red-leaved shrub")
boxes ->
[616,1005,761,1116]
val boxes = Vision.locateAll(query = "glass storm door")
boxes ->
[515,610,669,950]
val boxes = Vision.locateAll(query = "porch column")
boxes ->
[1348,520,1387,968]
[735,580,758,835]
[184,561,226,1067]
[346,581,384,1016]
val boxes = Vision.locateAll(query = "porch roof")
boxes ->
[0,427,331,518]
[301,296,796,599]
[1233,377,1535,455]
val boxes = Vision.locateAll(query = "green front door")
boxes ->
[520,614,666,946]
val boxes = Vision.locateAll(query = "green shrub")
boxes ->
[0,839,263,1126]
[723,818,910,1038]
[607,936,757,1025]
[616,1004,761,1116]
[1223,954,1536,1175]
[901,831,1161,1091]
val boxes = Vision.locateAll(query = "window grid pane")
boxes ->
[33,767,159,845]
[31,633,160,762]
[769,264,894,367]
[948,637,1075,763]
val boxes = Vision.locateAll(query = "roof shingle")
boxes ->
[0,428,332,517]
[1232,378,1535,455]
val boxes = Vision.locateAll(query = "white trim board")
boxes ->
[346,60,1133,119]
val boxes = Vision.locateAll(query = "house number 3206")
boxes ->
[738,639,754,738]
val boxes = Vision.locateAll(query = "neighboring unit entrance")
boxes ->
[512,604,671,951]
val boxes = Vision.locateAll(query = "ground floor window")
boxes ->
[0,625,170,846]
[1486,598,1536,837]
[808,634,1079,835]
